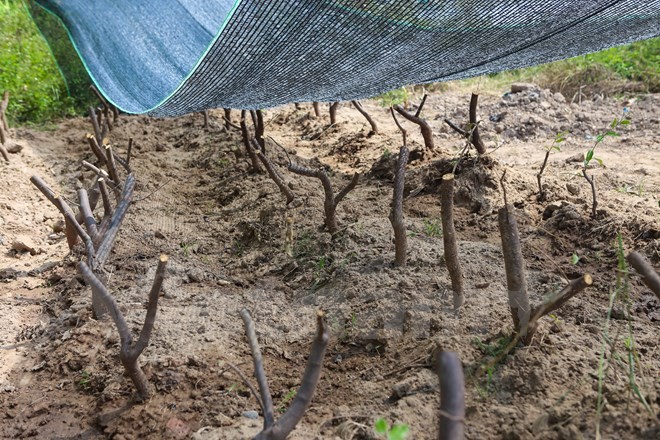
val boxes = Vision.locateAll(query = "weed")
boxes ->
[277,388,297,414]
[472,334,514,395]
[422,219,442,238]
[595,233,653,437]
[374,418,409,440]
[179,240,198,257]
[382,148,392,159]
[570,253,581,265]
[377,87,411,108]
[77,370,91,390]
[616,179,644,196]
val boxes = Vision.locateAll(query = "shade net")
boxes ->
[27,0,660,117]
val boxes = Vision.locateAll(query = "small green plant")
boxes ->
[377,87,410,108]
[382,148,392,159]
[570,252,581,265]
[179,240,198,257]
[537,131,567,200]
[616,178,644,196]
[276,388,297,414]
[374,418,409,440]
[422,219,442,238]
[581,115,629,218]
[78,370,92,390]
[595,233,653,437]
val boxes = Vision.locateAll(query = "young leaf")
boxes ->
[620,119,631,125]
[585,149,594,163]
[389,424,410,440]
[375,418,388,435]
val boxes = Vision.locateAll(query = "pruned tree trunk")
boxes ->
[582,169,597,218]
[467,94,486,154]
[239,309,329,440]
[78,255,168,401]
[435,351,465,440]
[288,163,359,234]
[240,110,263,173]
[351,100,378,136]
[223,109,232,129]
[329,102,339,125]
[390,146,409,267]
[440,174,465,309]
[254,141,294,205]
[393,94,434,151]
[497,204,532,339]
[251,110,266,152]
[312,102,321,118]
[444,93,487,155]
[627,252,660,300]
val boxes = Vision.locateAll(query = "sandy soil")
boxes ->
[0,84,658,440]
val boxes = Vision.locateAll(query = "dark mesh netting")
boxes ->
[28,0,660,116]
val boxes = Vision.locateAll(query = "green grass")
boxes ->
[453,37,659,98]
[0,0,77,124]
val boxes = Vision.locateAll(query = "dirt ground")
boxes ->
[1,84,658,440]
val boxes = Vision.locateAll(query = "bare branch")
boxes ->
[435,351,465,440]
[312,102,321,118]
[351,101,378,136]
[582,169,597,219]
[334,173,359,206]
[440,174,465,309]
[98,178,113,219]
[443,118,466,137]
[0,144,8,162]
[202,110,209,129]
[393,98,434,151]
[78,188,100,244]
[255,143,294,205]
[531,274,593,319]
[132,255,168,356]
[86,135,107,165]
[126,138,133,168]
[30,175,81,250]
[240,309,275,429]
[288,162,359,234]
[329,102,339,126]
[415,93,428,118]
[240,110,263,173]
[390,107,407,147]
[104,145,121,195]
[0,91,9,131]
[627,252,660,300]
[468,93,487,154]
[390,146,409,267]
[94,173,136,269]
[537,149,551,201]
[444,94,487,155]
[79,256,168,401]
[255,311,329,440]
[89,106,103,146]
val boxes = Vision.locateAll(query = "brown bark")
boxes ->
[531,274,593,320]
[89,106,104,146]
[248,310,329,440]
[312,102,321,118]
[390,146,410,267]
[444,93,487,155]
[288,163,359,234]
[255,142,294,205]
[435,351,465,440]
[440,174,465,309]
[582,169,597,218]
[627,252,660,300]
[78,255,168,401]
[30,175,79,249]
[240,110,262,173]
[0,144,8,162]
[0,91,9,131]
[329,102,339,125]
[202,110,209,129]
[393,95,434,151]
[497,204,532,339]
[251,110,265,152]
[351,100,378,135]
[537,149,551,201]
[468,94,486,154]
